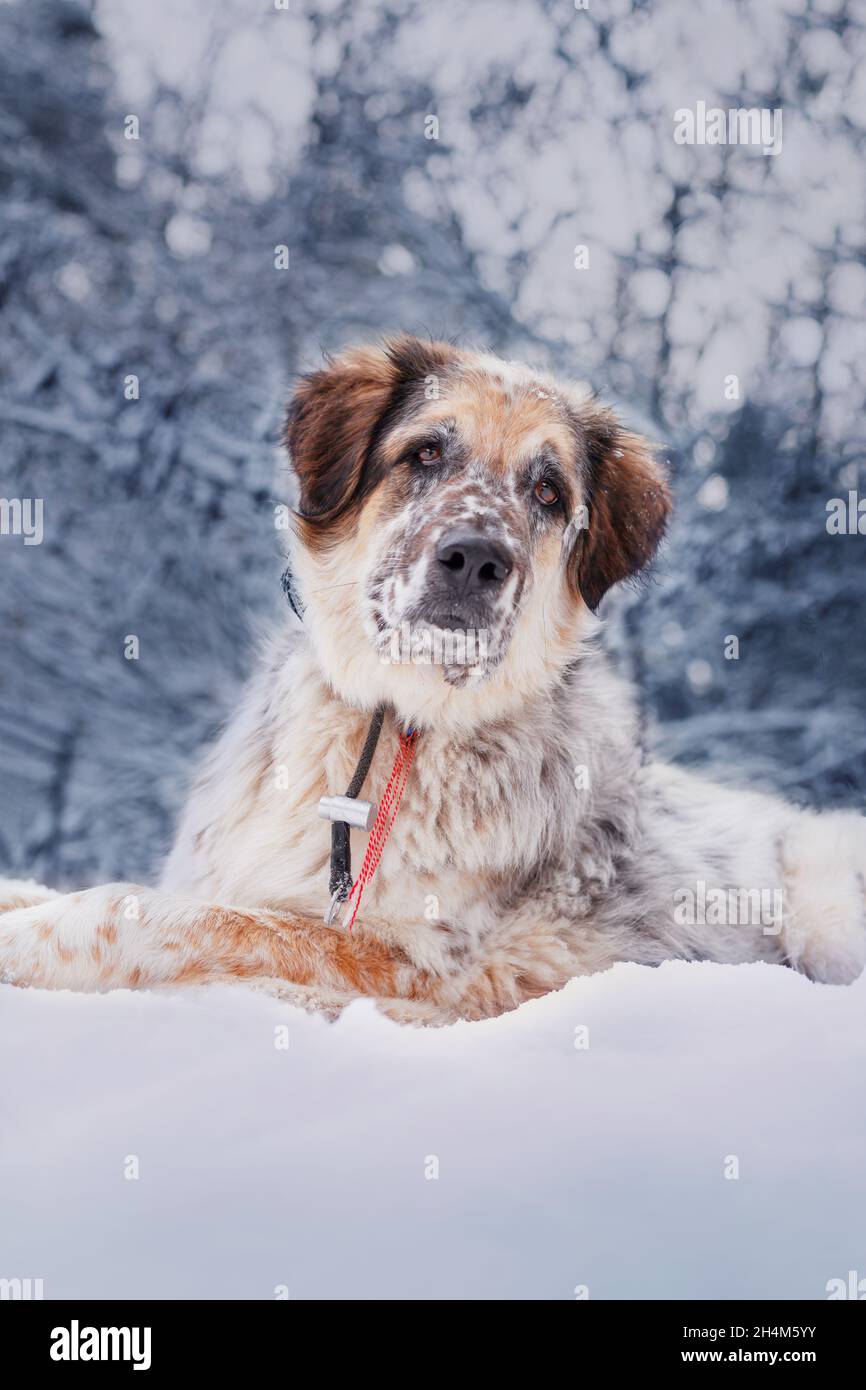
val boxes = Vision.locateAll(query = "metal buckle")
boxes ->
[324,889,347,927]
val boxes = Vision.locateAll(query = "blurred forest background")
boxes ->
[0,0,864,886]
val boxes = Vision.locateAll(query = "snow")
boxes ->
[2,960,864,1300]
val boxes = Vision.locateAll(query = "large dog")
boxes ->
[1,336,864,1023]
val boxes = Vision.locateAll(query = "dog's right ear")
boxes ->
[285,344,398,526]
[285,336,453,528]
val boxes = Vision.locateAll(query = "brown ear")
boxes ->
[576,415,671,610]
[285,335,455,528]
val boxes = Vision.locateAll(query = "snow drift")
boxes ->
[2,959,863,1300]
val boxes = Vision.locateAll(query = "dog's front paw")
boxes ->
[781,811,866,985]
[0,884,137,990]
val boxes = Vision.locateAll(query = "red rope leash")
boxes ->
[344,730,418,931]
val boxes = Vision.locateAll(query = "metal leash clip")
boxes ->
[324,888,346,928]
[318,795,377,832]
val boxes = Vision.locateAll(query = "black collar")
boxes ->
[282,561,387,923]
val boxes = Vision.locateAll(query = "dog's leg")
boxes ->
[0,883,429,999]
[203,975,361,1021]
[781,809,866,984]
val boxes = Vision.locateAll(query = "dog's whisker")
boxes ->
[305,581,360,594]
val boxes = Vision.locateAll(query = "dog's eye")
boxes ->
[414,444,442,465]
[534,479,560,506]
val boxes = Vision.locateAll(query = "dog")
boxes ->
[1,335,864,1024]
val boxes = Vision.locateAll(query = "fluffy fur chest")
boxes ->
[378,722,574,876]
[162,635,641,945]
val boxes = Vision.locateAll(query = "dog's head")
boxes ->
[285,336,670,728]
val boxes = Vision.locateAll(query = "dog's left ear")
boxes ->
[571,407,671,611]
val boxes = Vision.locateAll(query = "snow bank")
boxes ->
[2,960,864,1300]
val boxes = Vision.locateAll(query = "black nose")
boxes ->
[435,529,514,596]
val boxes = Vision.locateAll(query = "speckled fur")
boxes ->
[1,337,864,1022]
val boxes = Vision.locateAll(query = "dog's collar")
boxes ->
[320,705,386,923]
[282,563,417,927]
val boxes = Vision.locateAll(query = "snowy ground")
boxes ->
[2,959,864,1301]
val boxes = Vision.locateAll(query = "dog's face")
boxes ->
[285,336,670,725]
